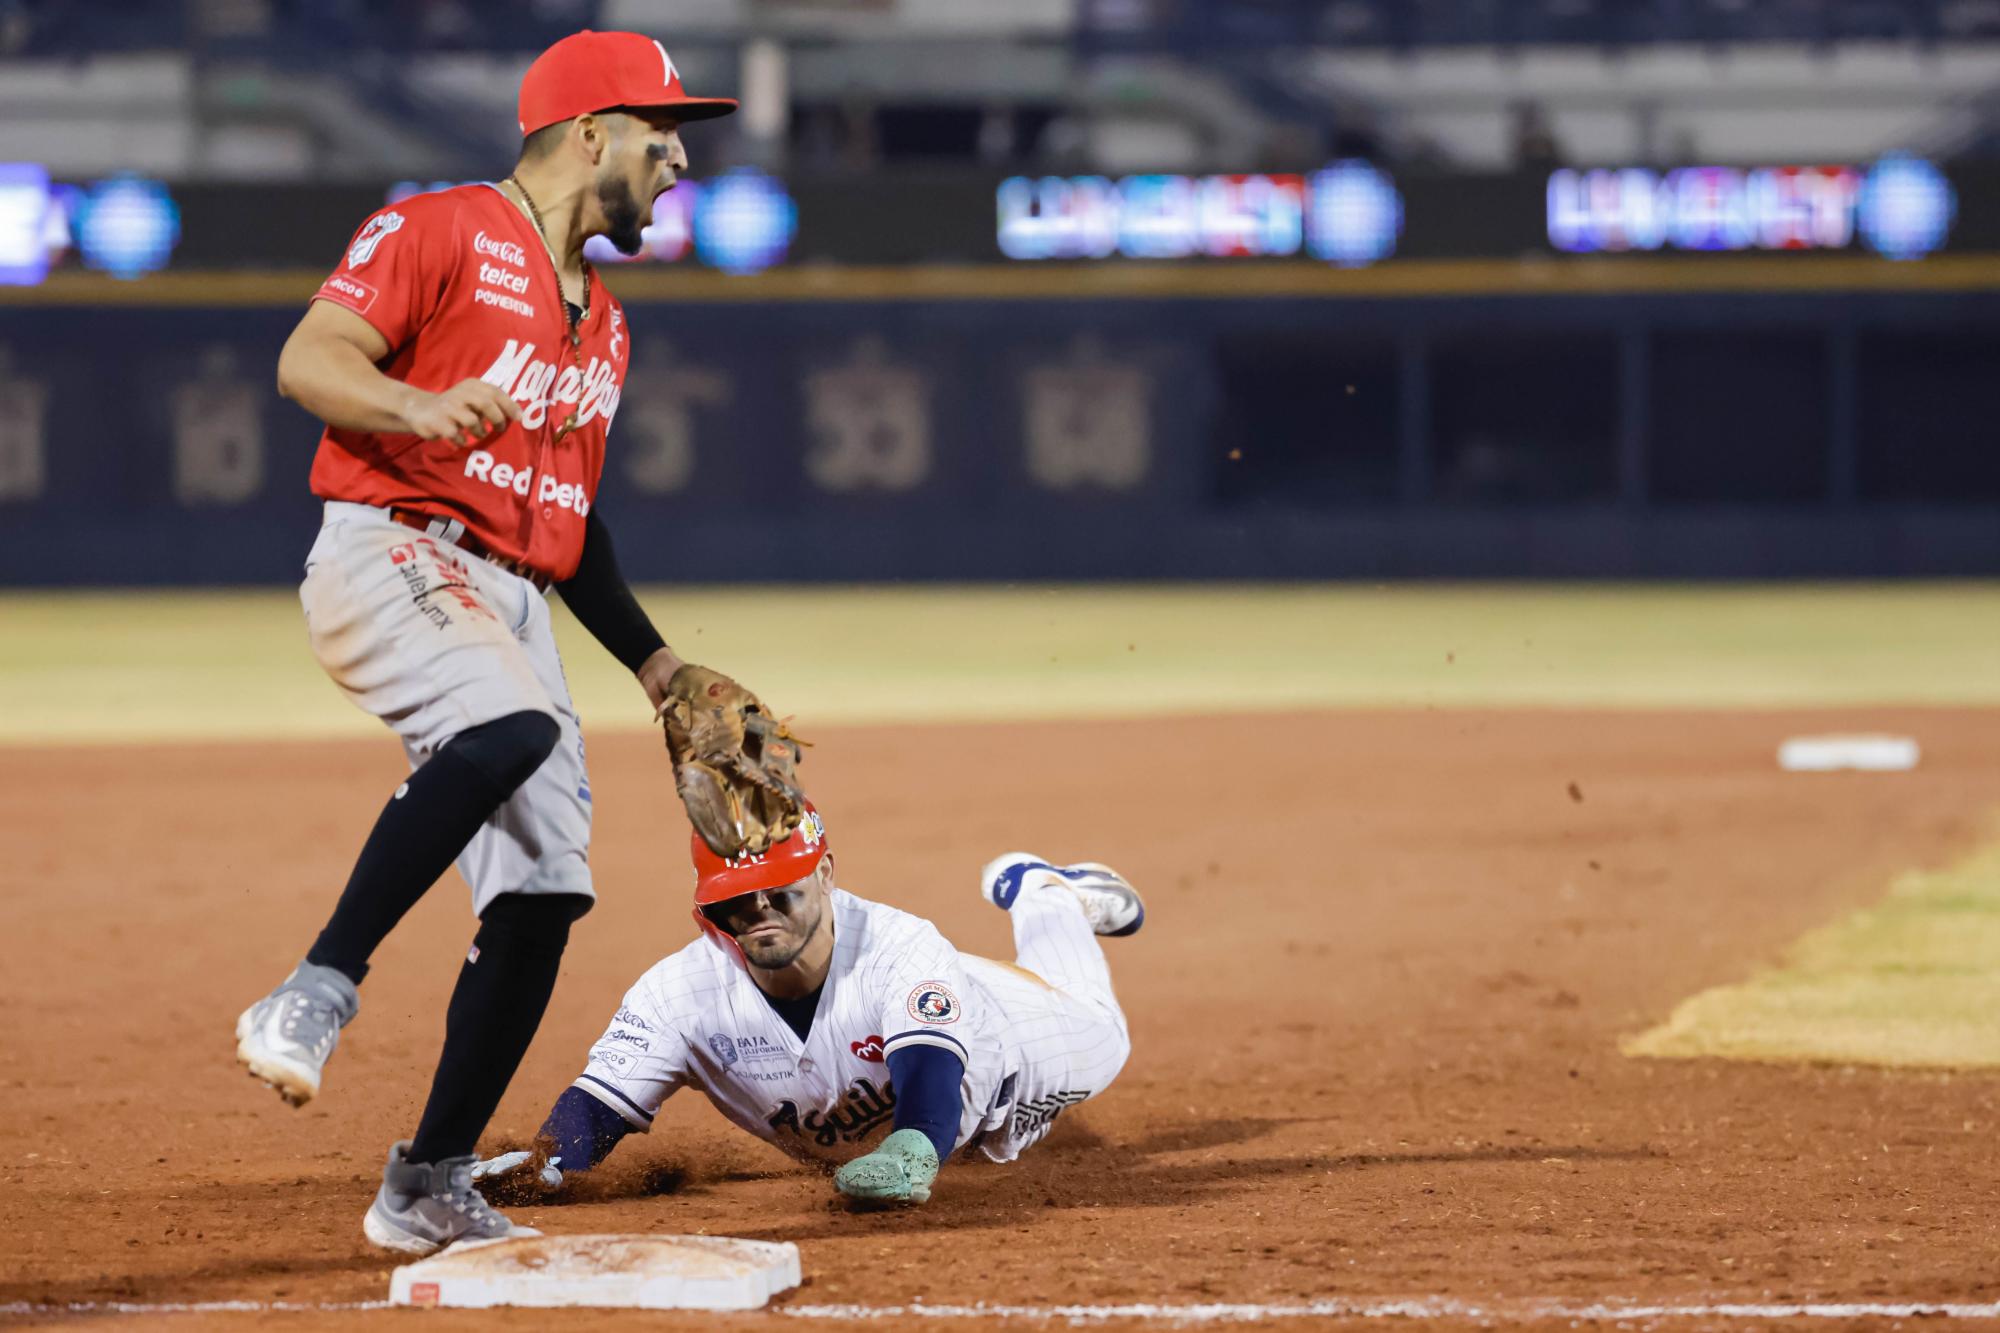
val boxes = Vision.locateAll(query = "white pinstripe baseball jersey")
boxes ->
[573,888,1005,1163]
[571,881,1132,1165]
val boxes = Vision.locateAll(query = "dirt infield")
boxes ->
[6,708,2000,1328]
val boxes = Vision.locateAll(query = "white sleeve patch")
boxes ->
[346,211,404,269]
[905,979,961,1026]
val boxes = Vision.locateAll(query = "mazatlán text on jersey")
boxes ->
[480,339,621,431]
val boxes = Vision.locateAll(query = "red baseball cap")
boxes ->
[691,804,829,907]
[518,29,739,137]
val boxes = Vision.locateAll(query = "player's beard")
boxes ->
[597,172,649,256]
[738,894,824,970]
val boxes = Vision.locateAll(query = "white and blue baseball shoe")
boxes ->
[979,853,1146,938]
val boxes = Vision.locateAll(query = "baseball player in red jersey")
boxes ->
[231,30,739,1255]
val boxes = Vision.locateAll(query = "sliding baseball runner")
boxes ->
[475,805,1146,1207]
[231,30,757,1256]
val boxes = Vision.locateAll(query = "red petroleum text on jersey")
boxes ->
[462,449,593,518]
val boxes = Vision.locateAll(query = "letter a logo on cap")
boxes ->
[518,30,739,135]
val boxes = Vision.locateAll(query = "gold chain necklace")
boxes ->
[505,175,586,440]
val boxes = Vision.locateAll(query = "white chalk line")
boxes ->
[779,1302,2000,1323]
[8,1298,2000,1322]
[0,1300,394,1315]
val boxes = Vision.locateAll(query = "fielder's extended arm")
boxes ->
[556,511,678,676]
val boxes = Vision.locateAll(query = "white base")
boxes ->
[1778,734,1920,772]
[387,1234,802,1311]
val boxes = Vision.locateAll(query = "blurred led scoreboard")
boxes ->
[996,162,1404,265]
[0,164,181,282]
[0,154,1981,284]
[1547,156,1956,260]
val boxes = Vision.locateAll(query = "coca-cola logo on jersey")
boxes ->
[473,230,527,267]
[481,339,621,432]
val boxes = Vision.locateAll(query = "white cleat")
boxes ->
[234,961,359,1108]
[363,1140,541,1256]
[979,852,1146,937]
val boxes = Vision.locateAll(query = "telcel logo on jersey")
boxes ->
[481,339,622,431]
[479,262,528,295]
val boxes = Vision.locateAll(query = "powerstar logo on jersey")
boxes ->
[767,1077,896,1150]
[906,980,960,1025]
[480,339,622,432]
[347,212,404,269]
[475,259,536,318]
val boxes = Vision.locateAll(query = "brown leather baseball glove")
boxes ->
[659,664,808,859]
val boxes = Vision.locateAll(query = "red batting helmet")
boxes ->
[689,803,829,960]
[690,802,829,907]
[518,30,739,137]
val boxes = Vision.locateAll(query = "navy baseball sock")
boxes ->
[305,710,560,985]
[407,892,592,1165]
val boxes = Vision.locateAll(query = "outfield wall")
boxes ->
[3,267,1999,584]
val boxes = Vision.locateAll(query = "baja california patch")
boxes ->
[906,981,960,1025]
[347,211,404,269]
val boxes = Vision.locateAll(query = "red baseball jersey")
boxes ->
[306,184,628,582]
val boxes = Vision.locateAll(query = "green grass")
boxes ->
[1624,836,2000,1068]
[2,582,1999,745]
